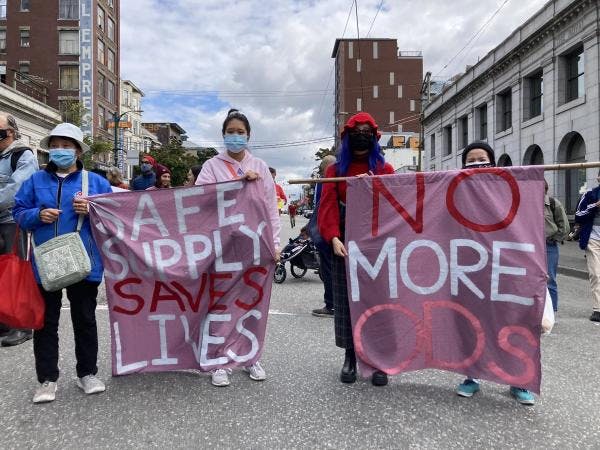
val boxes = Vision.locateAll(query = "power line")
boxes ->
[366,0,384,37]
[434,0,511,77]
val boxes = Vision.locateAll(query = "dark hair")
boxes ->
[6,114,21,139]
[48,136,82,152]
[222,109,251,136]
[461,141,496,168]
[336,133,385,177]
[190,165,202,180]
[269,167,276,175]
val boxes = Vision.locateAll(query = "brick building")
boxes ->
[0,0,120,148]
[141,122,187,147]
[331,38,423,146]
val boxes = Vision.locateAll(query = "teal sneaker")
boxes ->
[456,379,480,397]
[510,387,535,405]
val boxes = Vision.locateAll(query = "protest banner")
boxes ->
[345,167,547,393]
[88,180,276,376]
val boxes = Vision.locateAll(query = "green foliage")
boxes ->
[197,148,218,168]
[81,136,113,169]
[145,142,200,187]
[314,146,335,161]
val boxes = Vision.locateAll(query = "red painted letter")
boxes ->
[235,267,267,310]
[113,278,144,315]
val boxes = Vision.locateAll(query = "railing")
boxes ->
[398,51,423,58]
[7,69,48,104]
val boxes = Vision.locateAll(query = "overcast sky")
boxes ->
[120,0,548,196]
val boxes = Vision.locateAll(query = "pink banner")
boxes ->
[88,181,275,376]
[345,167,546,393]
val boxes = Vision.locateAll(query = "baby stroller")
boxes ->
[274,233,322,284]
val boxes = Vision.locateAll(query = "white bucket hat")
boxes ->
[40,123,90,153]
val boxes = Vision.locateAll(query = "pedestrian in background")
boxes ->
[310,154,336,318]
[454,142,535,405]
[13,123,112,404]
[318,112,394,386]
[0,113,38,347]
[288,202,297,228]
[153,164,172,189]
[544,179,569,313]
[196,108,280,387]
[575,171,600,322]
[269,167,287,214]
[106,167,129,192]
[185,165,202,187]
[131,155,156,190]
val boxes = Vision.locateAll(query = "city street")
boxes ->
[1,216,599,449]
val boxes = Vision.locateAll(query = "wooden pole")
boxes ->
[288,161,600,184]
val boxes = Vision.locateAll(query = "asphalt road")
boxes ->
[1,216,599,449]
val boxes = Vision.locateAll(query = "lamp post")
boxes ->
[112,110,142,168]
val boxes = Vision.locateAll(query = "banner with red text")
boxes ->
[346,167,546,393]
[89,181,276,376]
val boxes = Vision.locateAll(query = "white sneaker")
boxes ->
[33,381,57,404]
[244,361,266,381]
[76,375,106,395]
[211,368,232,387]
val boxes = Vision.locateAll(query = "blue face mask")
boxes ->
[49,149,77,169]
[224,134,248,153]
[141,162,153,173]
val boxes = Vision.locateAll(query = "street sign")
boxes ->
[107,121,132,129]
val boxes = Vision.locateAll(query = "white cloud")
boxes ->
[121,0,548,192]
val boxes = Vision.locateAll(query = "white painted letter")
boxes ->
[131,194,169,241]
[175,188,204,234]
[216,181,244,227]
[239,222,267,265]
[348,237,398,302]
[200,313,231,367]
[226,310,261,363]
[400,240,448,295]
[149,314,178,366]
[491,241,535,305]
[450,239,488,299]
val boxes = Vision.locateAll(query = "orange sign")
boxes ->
[107,121,132,129]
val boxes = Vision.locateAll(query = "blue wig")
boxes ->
[336,134,386,176]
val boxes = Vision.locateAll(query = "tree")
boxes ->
[314,146,335,161]
[197,148,218,168]
[146,141,199,187]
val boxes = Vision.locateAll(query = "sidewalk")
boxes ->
[557,240,588,279]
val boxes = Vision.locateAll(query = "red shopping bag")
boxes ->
[0,231,45,329]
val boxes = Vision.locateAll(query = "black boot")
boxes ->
[340,348,356,383]
[1,329,33,347]
[371,370,388,386]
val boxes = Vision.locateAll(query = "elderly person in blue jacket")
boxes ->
[13,123,112,404]
[575,173,600,323]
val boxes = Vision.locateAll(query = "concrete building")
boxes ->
[142,122,187,147]
[332,38,423,147]
[381,133,422,172]
[119,79,144,180]
[0,81,61,164]
[422,0,598,215]
[0,0,120,151]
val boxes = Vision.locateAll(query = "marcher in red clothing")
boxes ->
[288,202,297,228]
[269,167,287,214]
[317,112,394,386]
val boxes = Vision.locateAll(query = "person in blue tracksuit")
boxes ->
[13,123,112,404]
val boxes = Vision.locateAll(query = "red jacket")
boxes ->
[318,161,394,243]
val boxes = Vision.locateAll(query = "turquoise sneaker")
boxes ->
[456,379,480,397]
[510,387,535,405]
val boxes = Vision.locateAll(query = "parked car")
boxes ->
[303,209,313,219]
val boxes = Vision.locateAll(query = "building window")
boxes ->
[566,46,584,103]
[356,59,361,72]
[398,85,403,98]
[98,106,105,129]
[98,7,105,31]
[98,72,105,97]
[18,62,30,80]
[122,88,130,106]
[397,124,403,132]
[356,97,362,111]
[20,0,30,11]
[373,41,378,59]
[389,111,394,124]
[107,80,115,103]
[59,30,79,54]
[525,71,543,120]
[107,0,114,8]
[443,125,452,156]
[477,104,487,140]
[107,49,115,72]
[59,65,78,90]
[496,89,512,132]
[410,99,416,112]
[430,134,435,157]
[59,0,79,19]
[107,18,115,41]
[97,39,105,64]
[348,41,353,59]
[390,72,395,85]
[459,115,468,149]
[0,0,6,19]
[0,30,5,52]
[20,29,30,47]
[373,85,378,99]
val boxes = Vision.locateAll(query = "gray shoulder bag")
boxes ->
[33,170,92,291]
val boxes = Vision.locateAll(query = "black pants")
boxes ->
[318,246,334,310]
[34,280,100,383]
